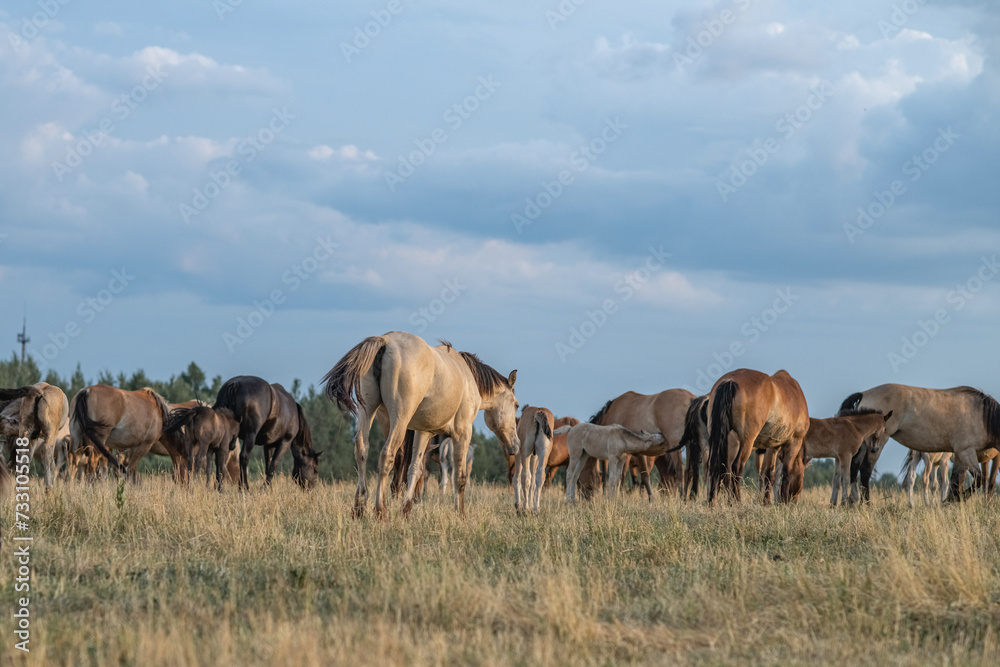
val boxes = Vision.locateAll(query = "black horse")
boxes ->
[210,375,321,489]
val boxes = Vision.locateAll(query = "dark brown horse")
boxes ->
[164,405,242,490]
[211,376,320,490]
[707,369,809,503]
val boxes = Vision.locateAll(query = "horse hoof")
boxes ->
[402,500,413,518]
[374,505,388,521]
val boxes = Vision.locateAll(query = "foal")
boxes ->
[562,423,666,502]
[902,450,951,507]
[804,409,890,506]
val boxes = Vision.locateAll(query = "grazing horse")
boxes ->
[589,389,695,500]
[678,395,711,498]
[211,377,320,490]
[839,384,1000,501]
[0,383,70,489]
[323,332,520,519]
[163,405,243,490]
[562,423,666,501]
[902,450,952,507]
[707,369,809,503]
[801,410,891,506]
[70,385,177,479]
[513,406,555,514]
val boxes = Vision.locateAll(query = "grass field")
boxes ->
[2,475,999,666]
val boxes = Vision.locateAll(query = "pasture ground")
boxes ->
[2,476,999,666]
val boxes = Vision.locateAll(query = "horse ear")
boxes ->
[884,410,893,421]
[507,370,517,388]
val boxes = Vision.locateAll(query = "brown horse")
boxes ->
[589,389,695,500]
[0,383,70,489]
[70,385,180,480]
[211,377,320,490]
[801,410,891,506]
[324,332,519,519]
[839,384,1000,501]
[707,369,809,503]
[678,395,711,498]
[164,405,243,490]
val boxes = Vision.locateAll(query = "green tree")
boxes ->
[0,353,41,388]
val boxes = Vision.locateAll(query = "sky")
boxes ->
[2,1,998,475]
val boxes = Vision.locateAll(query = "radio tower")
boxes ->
[17,310,29,364]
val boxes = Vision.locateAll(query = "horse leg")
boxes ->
[39,439,56,491]
[401,431,432,518]
[265,436,292,486]
[532,439,549,513]
[565,452,586,503]
[451,430,473,517]
[638,455,654,502]
[953,448,983,500]
[904,452,917,508]
[440,440,452,493]
[237,421,261,491]
[351,406,378,518]
[513,452,525,513]
[921,454,932,506]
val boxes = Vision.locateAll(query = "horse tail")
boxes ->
[837,392,863,416]
[322,336,387,416]
[163,406,198,435]
[708,380,738,492]
[72,388,123,473]
[213,380,242,413]
[533,411,552,439]
[980,393,1000,444]
[22,387,48,442]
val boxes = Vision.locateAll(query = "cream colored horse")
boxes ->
[839,385,1000,501]
[324,332,520,518]
[513,406,554,514]
[437,437,476,493]
[562,423,666,502]
[902,450,951,507]
[0,382,70,489]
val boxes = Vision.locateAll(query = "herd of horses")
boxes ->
[2,331,998,518]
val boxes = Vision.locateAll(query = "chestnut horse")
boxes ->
[211,377,320,490]
[839,384,1000,501]
[707,369,809,503]
[589,389,694,500]
[323,332,520,518]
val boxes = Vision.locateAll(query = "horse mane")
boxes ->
[958,386,1000,443]
[837,407,884,417]
[589,399,614,425]
[458,351,509,397]
[438,339,453,351]
[837,392,863,416]
[142,388,172,425]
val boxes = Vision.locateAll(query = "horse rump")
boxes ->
[72,389,124,473]
[322,336,388,416]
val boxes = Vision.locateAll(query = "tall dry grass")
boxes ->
[2,475,998,666]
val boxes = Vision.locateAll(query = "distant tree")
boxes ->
[0,353,41,388]
[179,362,207,400]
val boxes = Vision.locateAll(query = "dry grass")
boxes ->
[2,476,999,666]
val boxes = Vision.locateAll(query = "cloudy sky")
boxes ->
[2,1,998,473]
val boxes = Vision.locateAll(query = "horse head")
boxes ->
[483,369,520,457]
